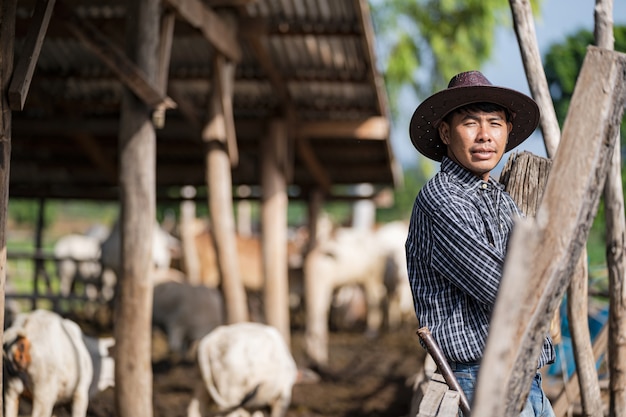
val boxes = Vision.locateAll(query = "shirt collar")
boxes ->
[440,156,504,191]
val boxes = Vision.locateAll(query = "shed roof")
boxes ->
[9,0,402,202]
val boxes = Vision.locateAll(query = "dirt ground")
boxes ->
[82,322,426,417]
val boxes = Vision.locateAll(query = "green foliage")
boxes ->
[371,0,542,118]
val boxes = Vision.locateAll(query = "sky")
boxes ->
[391,0,626,169]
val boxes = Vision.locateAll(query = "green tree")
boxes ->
[544,25,626,143]
[371,0,542,118]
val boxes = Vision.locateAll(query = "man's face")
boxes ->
[438,108,512,181]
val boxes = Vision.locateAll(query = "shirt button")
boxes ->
[481,183,488,189]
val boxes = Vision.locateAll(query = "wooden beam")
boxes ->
[216,53,239,166]
[297,117,389,140]
[72,132,117,184]
[153,11,176,128]
[472,46,626,417]
[296,136,331,193]
[164,0,241,62]
[8,0,55,111]
[56,0,176,112]
[240,20,290,105]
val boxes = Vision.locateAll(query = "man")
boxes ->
[405,70,555,416]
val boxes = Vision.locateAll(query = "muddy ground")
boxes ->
[83,322,426,417]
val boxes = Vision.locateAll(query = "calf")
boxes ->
[152,281,225,360]
[3,309,115,417]
[187,322,297,417]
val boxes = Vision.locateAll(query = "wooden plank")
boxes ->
[297,117,389,140]
[72,132,117,184]
[417,374,449,417]
[8,0,56,111]
[152,11,176,128]
[438,391,461,416]
[415,373,460,417]
[164,0,241,62]
[296,137,332,193]
[215,54,239,166]
[56,0,176,112]
[240,20,290,105]
[471,46,626,417]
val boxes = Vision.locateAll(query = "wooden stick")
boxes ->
[417,327,471,416]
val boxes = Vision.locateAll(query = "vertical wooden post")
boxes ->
[261,119,290,344]
[594,1,626,414]
[204,53,248,324]
[472,47,626,417]
[0,0,17,410]
[179,186,200,284]
[114,1,159,417]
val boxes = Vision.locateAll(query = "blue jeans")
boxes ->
[450,362,555,417]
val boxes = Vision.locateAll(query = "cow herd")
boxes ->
[4,215,416,417]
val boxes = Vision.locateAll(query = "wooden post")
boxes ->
[114,1,160,417]
[508,0,561,158]
[566,254,603,417]
[594,1,626,415]
[179,186,200,284]
[204,53,248,324]
[472,47,626,417]
[500,152,606,417]
[0,1,17,410]
[261,119,290,344]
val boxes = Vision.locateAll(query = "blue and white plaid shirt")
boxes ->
[406,156,555,368]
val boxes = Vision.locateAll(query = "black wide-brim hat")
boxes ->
[409,71,540,162]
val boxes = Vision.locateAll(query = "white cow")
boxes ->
[54,233,104,300]
[187,322,297,417]
[374,221,415,329]
[3,309,115,417]
[99,219,182,300]
[304,225,389,366]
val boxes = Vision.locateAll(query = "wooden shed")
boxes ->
[7,0,401,201]
[1,1,401,415]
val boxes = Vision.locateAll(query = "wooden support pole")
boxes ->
[566,254,603,417]
[508,0,561,158]
[594,1,626,415]
[0,1,17,410]
[261,119,290,344]
[114,1,159,417]
[8,0,56,111]
[203,53,248,324]
[472,46,626,417]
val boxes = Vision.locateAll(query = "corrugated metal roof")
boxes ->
[9,0,402,201]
